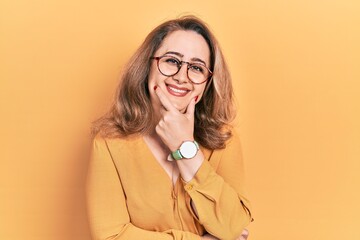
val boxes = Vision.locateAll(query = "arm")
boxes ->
[182,133,253,240]
[153,88,252,240]
[86,136,201,240]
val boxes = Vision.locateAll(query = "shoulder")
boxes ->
[203,129,242,154]
[206,129,243,168]
[215,129,243,161]
[219,129,242,153]
[91,133,141,152]
[228,129,241,146]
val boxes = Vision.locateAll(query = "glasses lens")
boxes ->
[188,64,210,84]
[158,56,180,76]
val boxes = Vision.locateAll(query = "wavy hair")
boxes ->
[93,15,236,150]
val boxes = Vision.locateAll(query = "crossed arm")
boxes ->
[153,86,253,239]
[87,136,252,240]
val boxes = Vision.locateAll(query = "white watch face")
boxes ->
[180,141,198,159]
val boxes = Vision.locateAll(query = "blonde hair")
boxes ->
[93,15,236,150]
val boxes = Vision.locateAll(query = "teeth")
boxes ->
[168,86,188,93]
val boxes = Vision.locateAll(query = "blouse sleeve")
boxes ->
[183,133,253,240]
[86,136,201,240]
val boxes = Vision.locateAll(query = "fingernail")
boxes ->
[195,96,199,102]
[154,86,157,91]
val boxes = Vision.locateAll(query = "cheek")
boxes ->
[147,68,156,86]
[148,67,166,88]
[194,85,206,99]
[148,62,160,82]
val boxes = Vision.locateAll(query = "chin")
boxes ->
[167,95,194,113]
[173,104,187,113]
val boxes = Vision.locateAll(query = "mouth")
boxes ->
[165,84,190,97]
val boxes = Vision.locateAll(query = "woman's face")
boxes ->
[148,30,211,113]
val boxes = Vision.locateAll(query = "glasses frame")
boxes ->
[151,55,213,85]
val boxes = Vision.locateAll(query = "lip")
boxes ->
[165,84,190,97]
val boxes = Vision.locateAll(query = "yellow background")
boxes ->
[1,0,359,239]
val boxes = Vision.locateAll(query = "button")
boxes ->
[186,184,194,190]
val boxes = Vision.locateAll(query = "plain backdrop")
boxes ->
[1,0,359,239]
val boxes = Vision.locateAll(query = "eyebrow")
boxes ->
[164,51,207,66]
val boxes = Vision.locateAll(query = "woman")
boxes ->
[87,16,253,240]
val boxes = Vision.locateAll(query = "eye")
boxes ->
[190,64,205,73]
[164,57,180,66]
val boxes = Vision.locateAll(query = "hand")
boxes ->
[154,86,196,151]
[235,229,249,240]
[201,233,218,240]
[201,229,249,240]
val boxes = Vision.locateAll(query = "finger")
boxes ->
[241,229,249,236]
[154,86,177,112]
[240,229,249,240]
[185,96,196,119]
[159,107,167,116]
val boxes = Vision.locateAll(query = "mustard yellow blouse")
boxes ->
[86,133,252,240]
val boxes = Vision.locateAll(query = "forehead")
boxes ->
[155,30,210,64]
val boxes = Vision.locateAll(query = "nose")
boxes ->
[173,62,190,84]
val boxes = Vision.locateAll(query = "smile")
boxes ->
[166,84,190,97]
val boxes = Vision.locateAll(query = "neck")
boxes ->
[144,129,170,153]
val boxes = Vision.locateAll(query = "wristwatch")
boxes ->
[171,140,199,160]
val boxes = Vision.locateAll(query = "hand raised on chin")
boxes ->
[153,85,196,152]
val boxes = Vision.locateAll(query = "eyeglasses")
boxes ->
[151,55,212,85]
